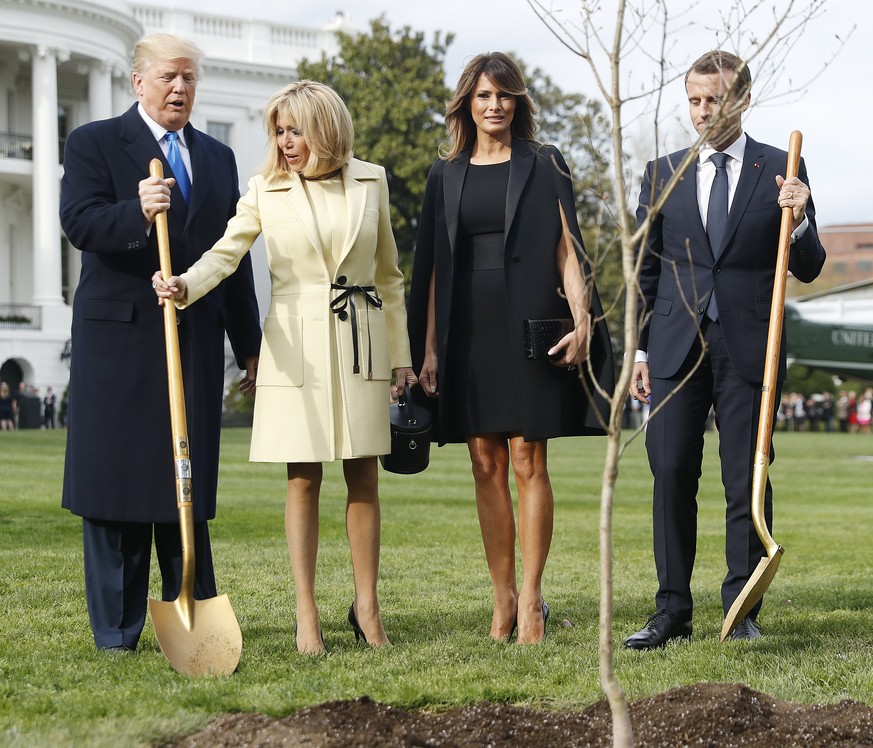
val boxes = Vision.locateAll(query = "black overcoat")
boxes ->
[60,104,262,523]
[408,138,614,444]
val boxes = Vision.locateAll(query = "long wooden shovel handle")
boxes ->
[150,158,195,623]
[751,131,802,556]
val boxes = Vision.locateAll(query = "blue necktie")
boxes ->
[165,131,191,203]
[706,152,729,320]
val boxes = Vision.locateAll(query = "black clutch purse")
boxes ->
[379,385,432,475]
[522,318,574,360]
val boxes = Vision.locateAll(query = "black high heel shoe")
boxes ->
[348,603,367,644]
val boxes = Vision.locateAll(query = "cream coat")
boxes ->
[181,159,412,462]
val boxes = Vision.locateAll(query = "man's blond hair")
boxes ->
[130,33,203,92]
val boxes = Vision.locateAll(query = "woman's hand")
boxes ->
[418,351,439,397]
[392,367,418,401]
[548,315,590,368]
[152,270,188,306]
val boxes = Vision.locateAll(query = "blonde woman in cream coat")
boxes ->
[154,81,415,654]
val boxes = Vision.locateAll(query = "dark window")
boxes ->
[207,121,232,145]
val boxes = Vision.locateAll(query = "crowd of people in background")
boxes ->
[5,377,873,437]
[6,378,873,437]
[778,389,873,433]
[0,380,64,430]
[624,387,873,435]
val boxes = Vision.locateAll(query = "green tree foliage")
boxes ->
[298,17,453,261]
[783,363,868,398]
[297,21,621,338]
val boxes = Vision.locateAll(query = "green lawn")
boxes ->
[1,428,871,747]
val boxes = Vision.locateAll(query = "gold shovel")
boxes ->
[147,159,242,675]
[720,131,802,642]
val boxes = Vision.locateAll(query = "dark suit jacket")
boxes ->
[408,138,614,444]
[637,134,826,382]
[61,104,261,523]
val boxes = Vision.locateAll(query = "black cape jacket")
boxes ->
[407,138,615,444]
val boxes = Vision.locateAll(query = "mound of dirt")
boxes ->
[167,683,873,747]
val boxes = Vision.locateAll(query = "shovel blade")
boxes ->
[149,594,242,676]
[720,546,784,642]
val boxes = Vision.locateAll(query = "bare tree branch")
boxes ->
[527,2,850,746]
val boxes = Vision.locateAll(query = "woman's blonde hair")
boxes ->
[261,81,354,180]
[130,33,203,92]
[442,52,538,160]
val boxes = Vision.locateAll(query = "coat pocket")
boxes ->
[83,297,135,322]
[357,308,392,381]
[652,296,673,316]
[257,315,304,387]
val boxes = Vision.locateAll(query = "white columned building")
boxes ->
[88,61,114,122]
[0,0,346,423]
[31,45,65,310]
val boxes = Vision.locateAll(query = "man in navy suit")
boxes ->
[624,50,825,649]
[60,33,261,652]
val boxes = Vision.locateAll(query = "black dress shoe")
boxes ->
[98,645,133,654]
[623,610,692,650]
[728,616,762,641]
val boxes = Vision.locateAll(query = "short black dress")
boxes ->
[446,161,522,436]
[0,394,13,422]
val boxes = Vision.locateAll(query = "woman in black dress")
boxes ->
[0,382,15,431]
[408,53,614,644]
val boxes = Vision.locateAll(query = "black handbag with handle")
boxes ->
[379,385,432,474]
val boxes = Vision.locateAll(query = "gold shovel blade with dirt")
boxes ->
[147,497,243,676]
[720,450,784,641]
[720,131,801,642]
[147,158,243,675]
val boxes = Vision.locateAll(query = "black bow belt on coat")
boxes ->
[330,283,383,378]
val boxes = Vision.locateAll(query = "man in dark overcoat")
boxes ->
[60,33,261,652]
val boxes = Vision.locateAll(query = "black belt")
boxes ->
[330,283,383,377]
[458,232,505,272]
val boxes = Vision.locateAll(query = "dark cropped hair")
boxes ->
[685,50,752,98]
[442,52,539,160]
